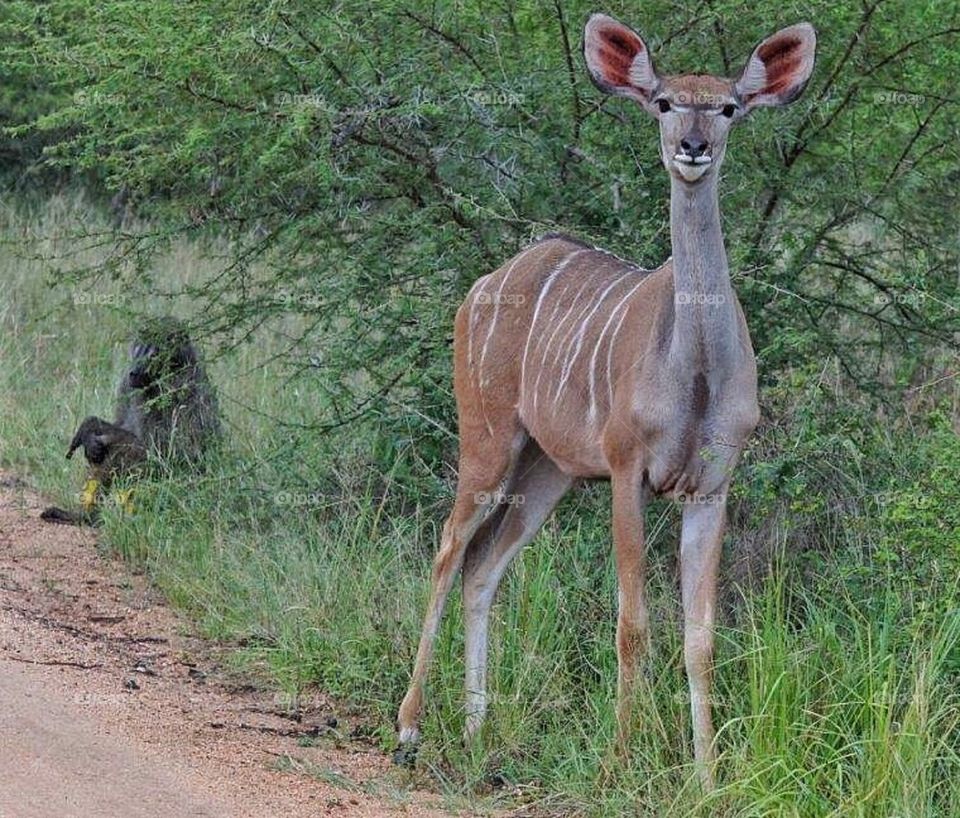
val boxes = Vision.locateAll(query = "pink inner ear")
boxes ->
[595,25,644,88]
[756,36,802,96]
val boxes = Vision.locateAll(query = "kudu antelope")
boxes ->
[398,14,816,789]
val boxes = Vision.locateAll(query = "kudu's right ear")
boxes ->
[583,14,659,107]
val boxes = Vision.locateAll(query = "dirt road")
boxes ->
[0,473,452,818]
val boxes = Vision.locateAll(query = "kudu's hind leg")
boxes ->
[461,443,572,739]
[397,422,526,746]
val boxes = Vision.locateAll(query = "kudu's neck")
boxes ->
[668,175,743,376]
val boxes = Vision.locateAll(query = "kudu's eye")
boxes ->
[721,103,736,118]
[656,98,671,114]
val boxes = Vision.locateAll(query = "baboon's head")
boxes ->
[126,317,198,392]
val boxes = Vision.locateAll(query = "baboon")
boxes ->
[41,317,220,525]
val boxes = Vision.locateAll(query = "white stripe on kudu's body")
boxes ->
[553,274,632,405]
[589,275,651,421]
[464,274,490,373]
[519,250,585,406]
[477,245,541,383]
[531,267,595,414]
[398,12,816,794]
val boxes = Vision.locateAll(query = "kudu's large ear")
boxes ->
[583,14,659,107]
[736,23,816,110]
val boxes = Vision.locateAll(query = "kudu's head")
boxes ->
[584,15,816,185]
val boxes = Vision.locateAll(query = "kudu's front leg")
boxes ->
[679,492,727,792]
[610,467,650,750]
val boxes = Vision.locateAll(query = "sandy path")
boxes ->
[0,473,453,818]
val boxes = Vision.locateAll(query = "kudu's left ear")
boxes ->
[583,14,659,106]
[736,23,816,110]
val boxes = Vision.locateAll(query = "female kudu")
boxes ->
[398,13,816,790]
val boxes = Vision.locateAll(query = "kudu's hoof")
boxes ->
[392,741,418,767]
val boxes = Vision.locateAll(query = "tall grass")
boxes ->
[1,194,957,816]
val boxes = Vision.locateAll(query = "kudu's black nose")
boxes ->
[680,137,709,158]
